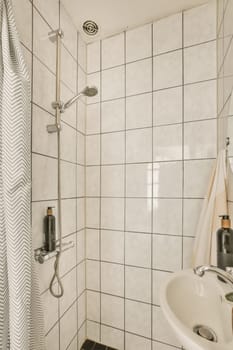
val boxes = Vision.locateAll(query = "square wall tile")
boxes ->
[77,230,85,264]
[102,33,125,69]
[33,0,59,32]
[41,289,58,333]
[86,103,101,135]
[61,198,76,237]
[45,324,59,350]
[60,123,77,163]
[184,119,217,159]
[60,303,77,350]
[86,166,100,197]
[86,135,100,165]
[153,306,180,346]
[125,232,151,268]
[183,236,195,269]
[102,132,125,165]
[60,233,77,276]
[77,100,86,134]
[101,230,124,264]
[87,321,100,343]
[153,198,182,235]
[184,41,216,84]
[126,333,151,350]
[184,80,217,122]
[60,269,76,316]
[61,47,77,92]
[153,87,182,126]
[32,154,57,201]
[125,299,151,338]
[77,198,85,231]
[153,50,182,90]
[184,1,216,46]
[86,229,100,260]
[126,198,152,233]
[77,261,86,297]
[101,325,124,350]
[60,3,77,59]
[126,24,152,62]
[153,161,182,198]
[33,57,55,114]
[86,260,100,291]
[101,294,124,329]
[101,262,124,297]
[153,270,172,306]
[87,290,100,322]
[183,198,203,237]
[184,159,214,198]
[153,13,182,55]
[32,105,57,158]
[87,41,101,73]
[126,58,152,96]
[125,266,151,302]
[33,9,56,74]
[77,132,85,165]
[126,93,152,129]
[153,234,182,271]
[102,99,125,133]
[153,124,182,161]
[60,161,76,199]
[101,165,125,197]
[78,35,87,72]
[102,66,125,101]
[101,198,124,230]
[126,128,152,163]
[86,198,100,228]
[126,163,153,198]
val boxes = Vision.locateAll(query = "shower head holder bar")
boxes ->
[34,241,74,264]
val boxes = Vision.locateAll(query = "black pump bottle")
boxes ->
[217,215,233,270]
[44,207,56,252]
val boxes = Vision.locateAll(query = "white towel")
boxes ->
[192,149,228,267]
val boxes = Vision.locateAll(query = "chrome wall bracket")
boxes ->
[34,241,74,264]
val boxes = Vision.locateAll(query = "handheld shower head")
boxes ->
[62,86,98,111]
[82,86,98,97]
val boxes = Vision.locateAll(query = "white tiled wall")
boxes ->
[217,0,233,210]
[86,2,217,350]
[12,0,218,349]
[12,0,86,349]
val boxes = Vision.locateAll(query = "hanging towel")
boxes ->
[192,149,228,267]
[0,0,45,349]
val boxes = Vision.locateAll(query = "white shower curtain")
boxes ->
[0,0,45,349]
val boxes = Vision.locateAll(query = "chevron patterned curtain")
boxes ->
[0,1,45,349]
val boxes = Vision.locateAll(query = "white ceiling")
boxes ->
[62,0,208,42]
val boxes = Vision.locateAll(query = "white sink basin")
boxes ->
[160,269,233,350]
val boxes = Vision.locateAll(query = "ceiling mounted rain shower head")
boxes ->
[83,20,99,36]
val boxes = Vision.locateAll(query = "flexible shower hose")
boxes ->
[49,129,64,298]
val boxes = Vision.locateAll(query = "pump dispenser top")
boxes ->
[217,215,233,270]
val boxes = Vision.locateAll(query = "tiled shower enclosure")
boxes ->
[12,0,217,350]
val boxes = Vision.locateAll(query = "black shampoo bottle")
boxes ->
[44,207,56,252]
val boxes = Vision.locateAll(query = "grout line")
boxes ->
[123,29,127,350]
[150,21,154,350]
[99,39,103,343]
[181,11,185,270]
